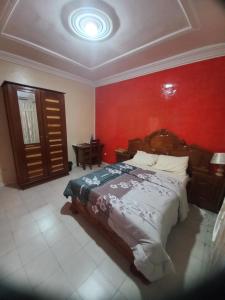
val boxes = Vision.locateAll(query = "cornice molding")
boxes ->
[0,43,224,88]
[0,50,94,86]
[94,43,225,87]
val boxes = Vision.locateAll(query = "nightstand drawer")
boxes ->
[189,172,225,213]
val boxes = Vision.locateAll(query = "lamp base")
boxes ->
[215,166,224,177]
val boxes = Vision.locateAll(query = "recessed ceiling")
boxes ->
[68,7,113,41]
[0,0,224,86]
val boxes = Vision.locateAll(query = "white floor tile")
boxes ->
[8,213,35,232]
[0,249,22,279]
[42,222,71,246]
[189,240,205,260]
[17,234,48,265]
[0,214,11,237]
[3,196,24,211]
[63,215,80,232]
[51,235,82,264]
[5,203,29,219]
[183,256,203,288]
[78,269,116,300]
[13,222,41,246]
[25,196,48,212]
[69,223,91,246]
[31,204,55,221]
[0,233,15,257]
[112,290,127,300]
[68,291,83,300]
[36,212,61,232]
[98,257,127,289]
[24,249,61,287]
[36,269,75,299]
[84,240,107,265]
[60,248,97,289]
[119,278,144,300]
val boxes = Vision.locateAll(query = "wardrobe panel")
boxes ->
[41,90,68,177]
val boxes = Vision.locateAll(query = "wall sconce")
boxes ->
[161,83,177,98]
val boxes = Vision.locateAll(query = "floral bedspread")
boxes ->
[63,163,137,202]
[63,163,189,281]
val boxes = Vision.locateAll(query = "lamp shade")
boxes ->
[210,153,225,165]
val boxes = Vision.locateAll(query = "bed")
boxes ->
[63,129,213,282]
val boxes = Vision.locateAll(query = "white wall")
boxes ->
[0,59,95,185]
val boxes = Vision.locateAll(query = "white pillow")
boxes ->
[132,151,158,166]
[153,154,189,176]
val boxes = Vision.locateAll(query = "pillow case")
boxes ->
[153,154,189,176]
[132,150,158,166]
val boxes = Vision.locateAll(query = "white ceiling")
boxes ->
[0,0,225,86]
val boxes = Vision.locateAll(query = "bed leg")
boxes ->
[130,263,150,285]
[71,201,79,215]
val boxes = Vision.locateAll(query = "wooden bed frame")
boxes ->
[126,129,213,175]
[70,129,213,283]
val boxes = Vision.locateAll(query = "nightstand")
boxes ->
[188,170,225,213]
[115,148,132,162]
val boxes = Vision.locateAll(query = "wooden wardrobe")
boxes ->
[2,81,69,188]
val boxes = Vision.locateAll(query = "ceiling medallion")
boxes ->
[69,7,113,41]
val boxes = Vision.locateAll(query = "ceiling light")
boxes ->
[69,7,113,41]
[84,22,98,37]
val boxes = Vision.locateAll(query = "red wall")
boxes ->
[96,57,225,163]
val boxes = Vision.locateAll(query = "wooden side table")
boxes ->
[188,170,225,213]
[115,148,132,162]
[73,143,104,170]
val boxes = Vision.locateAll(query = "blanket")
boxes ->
[63,163,189,281]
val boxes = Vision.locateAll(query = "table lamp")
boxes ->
[210,153,225,176]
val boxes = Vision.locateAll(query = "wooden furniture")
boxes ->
[114,129,224,213]
[115,148,132,162]
[2,81,69,188]
[188,170,225,213]
[73,142,104,170]
[69,129,223,282]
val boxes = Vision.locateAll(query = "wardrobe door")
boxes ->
[4,84,48,187]
[41,90,69,176]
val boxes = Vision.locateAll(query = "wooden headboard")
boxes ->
[127,129,213,175]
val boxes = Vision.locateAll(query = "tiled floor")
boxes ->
[0,166,217,300]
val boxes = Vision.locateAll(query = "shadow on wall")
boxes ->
[0,87,16,186]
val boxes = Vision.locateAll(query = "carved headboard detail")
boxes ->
[127,129,213,174]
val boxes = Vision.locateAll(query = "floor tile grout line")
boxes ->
[46,234,99,292]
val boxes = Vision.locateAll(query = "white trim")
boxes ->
[1,32,91,70]
[1,26,192,71]
[0,0,19,33]
[178,0,192,28]
[0,50,94,86]
[0,43,224,88]
[90,26,192,70]
[94,43,225,87]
